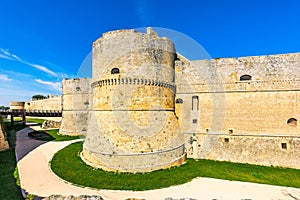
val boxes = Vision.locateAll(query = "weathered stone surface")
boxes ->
[176,52,300,169]
[41,120,61,129]
[59,78,91,136]
[0,115,9,151]
[82,28,185,173]
[56,28,300,170]
[43,195,103,200]
[25,96,61,110]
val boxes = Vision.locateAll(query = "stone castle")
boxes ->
[17,28,300,172]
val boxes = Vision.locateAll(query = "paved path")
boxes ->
[15,126,47,161]
[16,127,300,200]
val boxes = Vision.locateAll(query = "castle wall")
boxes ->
[24,96,61,111]
[175,52,300,169]
[185,133,300,169]
[176,52,300,134]
[58,28,300,169]
[59,78,91,136]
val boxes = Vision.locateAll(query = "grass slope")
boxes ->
[29,129,80,142]
[51,142,300,191]
[26,118,80,141]
[0,120,25,199]
[0,150,23,199]
[45,129,80,141]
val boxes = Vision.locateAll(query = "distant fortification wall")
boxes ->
[175,52,300,169]
[24,96,61,111]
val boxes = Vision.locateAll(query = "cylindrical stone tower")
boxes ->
[59,78,91,136]
[82,28,185,173]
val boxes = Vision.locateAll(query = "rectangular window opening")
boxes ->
[192,96,199,111]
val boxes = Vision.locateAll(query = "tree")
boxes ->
[31,94,47,100]
[0,105,9,110]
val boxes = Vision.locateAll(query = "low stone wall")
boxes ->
[185,133,300,169]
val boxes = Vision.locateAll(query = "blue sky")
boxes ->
[0,0,300,105]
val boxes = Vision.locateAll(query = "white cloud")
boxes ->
[29,63,58,77]
[0,53,13,60]
[0,49,11,56]
[0,74,12,81]
[0,48,60,78]
[35,79,62,92]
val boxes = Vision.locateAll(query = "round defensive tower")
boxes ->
[82,28,186,173]
[59,78,91,136]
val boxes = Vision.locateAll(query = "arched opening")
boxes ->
[287,118,297,126]
[240,75,252,81]
[175,98,183,104]
[111,68,120,74]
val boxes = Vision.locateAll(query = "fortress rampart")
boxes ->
[24,96,61,111]
[175,52,300,168]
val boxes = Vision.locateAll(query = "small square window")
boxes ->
[224,138,229,143]
[193,119,197,123]
[281,143,287,149]
[229,129,233,134]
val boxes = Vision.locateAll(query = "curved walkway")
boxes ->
[16,128,300,200]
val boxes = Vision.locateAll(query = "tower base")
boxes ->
[81,145,186,173]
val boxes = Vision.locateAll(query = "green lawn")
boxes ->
[26,118,45,125]
[0,120,25,199]
[26,118,80,141]
[32,129,80,142]
[0,117,78,199]
[51,142,300,191]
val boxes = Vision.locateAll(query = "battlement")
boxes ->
[62,78,91,95]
